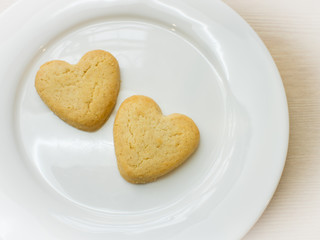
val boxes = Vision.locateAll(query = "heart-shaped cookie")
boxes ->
[35,50,120,131]
[113,95,200,184]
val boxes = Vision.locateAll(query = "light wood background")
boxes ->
[1,0,320,239]
[223,0,320,239]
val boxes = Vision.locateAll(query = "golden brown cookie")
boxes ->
[35,50,120,131]
[113,95,200,184]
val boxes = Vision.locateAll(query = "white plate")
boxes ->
[0,0,289,239]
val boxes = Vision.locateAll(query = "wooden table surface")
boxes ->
[1,0,320,239]
[223,0,320,239]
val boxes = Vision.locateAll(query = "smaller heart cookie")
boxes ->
[113,95,200,184]
[35,50,120,131]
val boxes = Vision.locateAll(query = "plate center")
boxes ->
[16,20,226,212]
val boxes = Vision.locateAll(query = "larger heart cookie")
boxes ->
[113,95,200,184]
[35,50,120,131]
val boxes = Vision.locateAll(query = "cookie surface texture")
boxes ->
[113,95,200,184]
[35,50,120,131]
